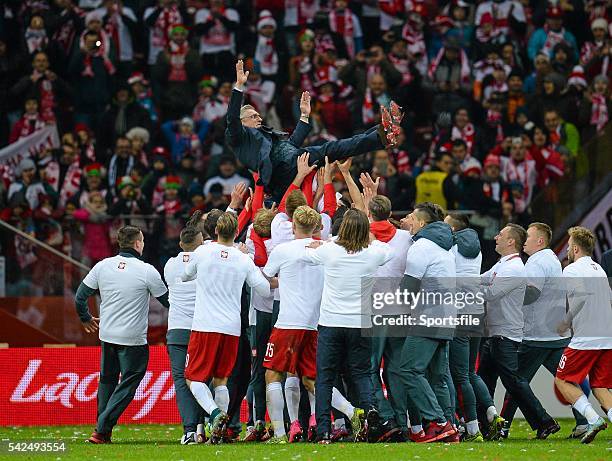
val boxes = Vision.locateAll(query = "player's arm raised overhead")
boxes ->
[226,60,249,147]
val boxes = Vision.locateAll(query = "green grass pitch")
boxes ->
[0,419,610,460]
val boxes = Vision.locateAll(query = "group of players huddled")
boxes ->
[76,153,611,447]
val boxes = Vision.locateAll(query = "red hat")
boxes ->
[432,15,454,29]
[314,66,338,87]
[164,175,182,190]
[74,122,90,134]
[480,12,494,26]
[547,6,563,19]
[568,65,587,88]
[463,164,482,177]
[128,71,149,86]
[484,154,501,168]
[84,162,103,177]
[410,3,428,19]
[152,146,170,159]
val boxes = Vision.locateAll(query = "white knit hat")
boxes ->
[591,18,608,32]
[257,10,277,31]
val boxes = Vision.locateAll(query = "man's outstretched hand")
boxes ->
[235,60,249,90]
[300,91,311,119]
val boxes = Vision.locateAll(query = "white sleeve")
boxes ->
[183,252,198,281]
[511,2,526,22]
[246,258,271,297]
[321,213,332,240]
[404,243,428,280]
[525,259,546,292]
[263,246,282,278]
[227,8,240,22]
[351,13,363,38]
[301,243,327,265]
[82,262,101,290]
[146,265,168,298]
[163,259,173,287]
[271,213,292,248]
[370,241,393,266]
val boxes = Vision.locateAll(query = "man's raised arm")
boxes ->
[226,60,249,146]
[288,91,312,147]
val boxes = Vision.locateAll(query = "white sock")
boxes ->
[266,382,286,437]
[196,423,205,436]
[331,387,354,419]
[284,377,301,423]
[466,419,480,436]
[334,418,346,430]
[486,406,498,423]
[213,385,229,414]
[411,424,422,434]
[189,381,218,415]
[608,408,612,424]
[308,391,316,416]
[573,395,600,425]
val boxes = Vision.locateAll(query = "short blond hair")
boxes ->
[253,208,275,238]
[293,205,321,233]
[529,222,552,247]
[215,212,238,240]
[568,226,595,255]
[286,190,307,219]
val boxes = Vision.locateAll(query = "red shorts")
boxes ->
[184,331,239,382]
[555,348,612,403]
[263,328,317,378]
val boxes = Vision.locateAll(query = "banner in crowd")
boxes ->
[0,125,60,171]
[555,188,612,262]
[0,346,183,426]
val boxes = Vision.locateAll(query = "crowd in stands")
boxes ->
[0,0,611,289]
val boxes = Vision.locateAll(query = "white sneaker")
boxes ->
[181,432,198,445]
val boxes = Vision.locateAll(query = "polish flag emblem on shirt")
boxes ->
[221,250,228,259]
[183,254,190,263]
[118,262,126,270]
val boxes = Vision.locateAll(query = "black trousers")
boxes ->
[268,125,383,202]
[478,337,552,430]
[315,326,375,436]
[500,343,587,426]
[97,342,148,434]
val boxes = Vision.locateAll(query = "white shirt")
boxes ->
[270,212,332,249]
[523,248,568,341]
[246,226,275,314]
[203,174,249,196]
[374,229,413,278]
[83,254,167,346]
[481,253,526,341]
[475,1,526,35]
[563,256,612,350]
[302,240,392,328]
[264,238,323,330]
[164,252,196,331]
[183,242,270,336]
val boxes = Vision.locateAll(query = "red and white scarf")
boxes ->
[19,113,45,140]
[541,26,567,57]
[475,24,502,43]
[486,109,505,143]
[590,93,609,133]
[168,40,188,81]
[502,158,532,213]
[298,55,315,93]
[401,23,426,58]
[153,5,181,49]
[580,41,610,76]
[25,28,48,54]
[362,88,376,125]
[59,161,82,208]
[285,0,318,26]
[255,35,279,75]
[329,9,355,58]
[428,47,470,84]
[451,123,475,153]
[38,78,56,123]
[388,53,413,85]
[51,7,83,54]
[80,29,116,77]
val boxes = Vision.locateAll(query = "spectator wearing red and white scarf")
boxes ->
[580,18,611,82]
[153,24,203,121]
[193,76,227,124]
[9,51,70,125]
[428,37,471,93]
[450,107,477,156]
[579,74,611,139]
[527,6,578,63]
[499,137,537,213]
[475,0,527,39]
[254,10,280,79]
[328,0,363,59]
[79,10,117,78]
[9,98,46,144]
[400,4,429,76]
[93,0,138,76]
[194,0,240,83]
[25,15,48,55]
[244,59,276,119]
[524,124,564,188]
[143,0,187,66]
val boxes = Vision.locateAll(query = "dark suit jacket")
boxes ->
[225,89,311,186]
